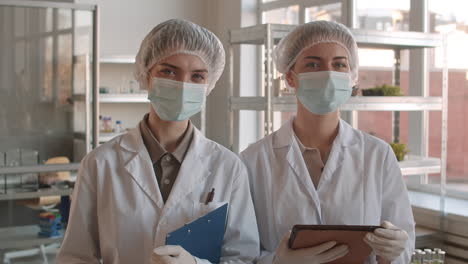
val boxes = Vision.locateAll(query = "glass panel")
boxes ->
[357,0,411,69]
[14,7,26,37]
[73,10,95,158]
[0,5,94,189]
[429,0,468,188]
[58,33,73,106]
[40,36,54,101]
[38,7,53,33]
[263,5,299,25]
[357,0,410,31]
[57,8,72,30]
[305,3,342,22]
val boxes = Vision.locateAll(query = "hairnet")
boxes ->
[134,19,225,93]
[273,21,359,82]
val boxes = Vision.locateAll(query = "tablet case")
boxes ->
[166,203,228,263]
[289,225,380,264]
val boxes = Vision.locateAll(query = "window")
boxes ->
[357,0,410,31]
[428,0,468,192]
[263,5,299,25]
[305,3,341,23]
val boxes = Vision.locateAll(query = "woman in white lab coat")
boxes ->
[241,21,415,264]
[57,19,259,264]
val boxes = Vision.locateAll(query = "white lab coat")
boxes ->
[240,118,415,264]
[57,126,260,264]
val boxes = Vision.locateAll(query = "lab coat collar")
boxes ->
[272,116,359,149]
[272,116,359,219]
[119,127,165,208]
[118,127,212,211]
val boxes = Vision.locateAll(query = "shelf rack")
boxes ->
[99,93,148,103]
[100,55,135,64]
[0,163,80,255]
[0,225,64,251]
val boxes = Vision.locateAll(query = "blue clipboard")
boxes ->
[166,203,228,263]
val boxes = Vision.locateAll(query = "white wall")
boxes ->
[96,0,210,57]
[203,0,260,149]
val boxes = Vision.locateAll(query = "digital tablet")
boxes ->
[288,225,381,264]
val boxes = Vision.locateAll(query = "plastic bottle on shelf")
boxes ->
[411,248,445,264]
[436,250,445,264]
[102,116,113,133]
[99,115,104,132]
[120,76,129,94]
[129,80,138,94]
[114,120,124,134]
[423,249,433,263]
[410,252,418,264]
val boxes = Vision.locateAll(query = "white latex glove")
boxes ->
[364,221,409,262]
[151,245,196,264]
[273,232,349,264]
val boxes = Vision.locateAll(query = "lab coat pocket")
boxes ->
[192,201,227,220]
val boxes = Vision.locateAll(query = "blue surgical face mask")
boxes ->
[295,71,352,115]
[148,77,207,121]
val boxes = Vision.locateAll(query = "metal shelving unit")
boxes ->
[0,164,80,248]
[0,188,73,202]
[227,23,448,179]
[230,96,443,112]
[100,55,135,64]
[99,93,148,103]
[229,24,442,47]
[0,225,64,250]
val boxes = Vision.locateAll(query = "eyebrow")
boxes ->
[160,63,208,73]
[160,63,179,69]
[304,56,348,60]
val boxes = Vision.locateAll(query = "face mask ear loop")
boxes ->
[282,71,298,93]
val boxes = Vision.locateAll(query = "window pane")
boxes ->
[357,0,410,31]
[1,6,76,164]
[39,36,53,101]
[14,7,26,37]
[429,0,468,186]
[38,7,53,32]
[58,34,73,106]
[263,5,299,25]
[356,0,410,68]
[57,8,72,30]
[305,3,342,23]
